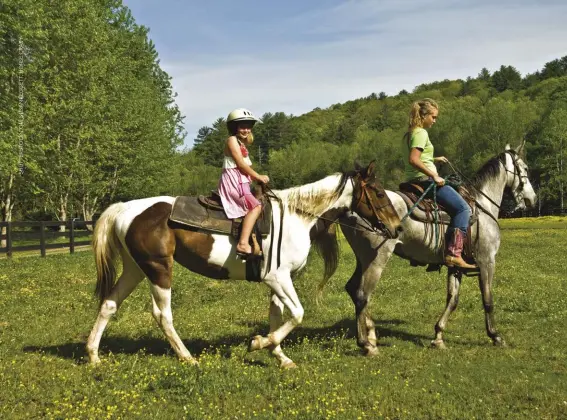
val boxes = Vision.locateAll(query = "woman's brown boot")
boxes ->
[444,229,477,269]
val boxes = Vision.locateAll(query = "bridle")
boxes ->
[503,151,529,210]
[447,150,528,213]
[351,174,399,238]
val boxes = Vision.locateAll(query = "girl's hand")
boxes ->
[432,175,445,187]
[258,175,270,184]
[434,156,448,164]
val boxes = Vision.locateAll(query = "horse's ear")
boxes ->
[515,139,526,156]
[505,144,511,151]
[366,160,376,177]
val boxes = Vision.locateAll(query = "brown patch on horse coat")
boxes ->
[125,202,229,288]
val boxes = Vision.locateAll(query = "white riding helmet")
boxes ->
[226,108,262,124]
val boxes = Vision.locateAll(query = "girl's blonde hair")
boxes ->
[407,98,439,132]
[227,122,255,145]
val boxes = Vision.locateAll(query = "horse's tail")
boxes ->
[93,202,127,307]
[314,222,339,305]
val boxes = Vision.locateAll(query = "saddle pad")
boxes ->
[396,192,477,226]
[169,196,273,237]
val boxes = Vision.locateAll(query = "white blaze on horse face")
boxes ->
[518,158,537,208]
[506,154,536,210]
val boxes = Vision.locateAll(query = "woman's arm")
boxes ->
[225,137,265,182]
[409,148,445,186]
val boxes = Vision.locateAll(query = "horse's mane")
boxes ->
[281,171,352,216]
[469,151,515,190]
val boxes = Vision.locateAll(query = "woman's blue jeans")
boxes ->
[419,180,471,234]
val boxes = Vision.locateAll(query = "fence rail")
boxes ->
[0,220,95,258]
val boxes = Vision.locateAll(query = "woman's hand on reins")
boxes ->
[433,175,445,187]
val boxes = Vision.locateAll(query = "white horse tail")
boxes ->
[93,202,127,307]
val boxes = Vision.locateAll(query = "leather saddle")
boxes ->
[396,181,478,225]
[169,190,272,238]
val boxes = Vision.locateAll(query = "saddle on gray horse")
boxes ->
[396,181,478,226]
[169,190,272,238]
[396,181,478,271]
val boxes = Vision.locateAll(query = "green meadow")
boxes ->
[0,219,566,419]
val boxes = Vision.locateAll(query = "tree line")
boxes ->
[192,58,567,214]
[1,0,566,239]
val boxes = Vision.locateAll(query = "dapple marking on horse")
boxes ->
[86,162,401,368]
[332,143,536,356]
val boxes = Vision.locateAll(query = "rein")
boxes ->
[262,185,284,271]
[446,151,524,218]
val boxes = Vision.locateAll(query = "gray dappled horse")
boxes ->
[86,162,401,369]
[335,143,537,355]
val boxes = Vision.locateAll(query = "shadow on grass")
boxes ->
[23,318,430,363]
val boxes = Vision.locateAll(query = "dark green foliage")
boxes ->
[187,56,567,213]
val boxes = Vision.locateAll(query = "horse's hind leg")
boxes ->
[87,252,145,364]
[478,260,505,346]
[265,293,296,369]
[432,269,462,349]
[147,258,197,364]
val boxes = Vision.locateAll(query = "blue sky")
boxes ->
[123,0,567,148]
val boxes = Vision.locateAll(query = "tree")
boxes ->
[491,65,522,92]
[0,0,45,244]
[477,67,491,82]
[537,107,567,210]
[540,56,567,80]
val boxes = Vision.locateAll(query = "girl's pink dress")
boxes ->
[218,141,261,219]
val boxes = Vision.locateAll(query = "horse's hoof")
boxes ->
[280,359,297,369]
[181,357,199,366]
[430,339,447,350]
[493,336,507,347]
[88,354,101,365]
[364,345,380,357]
[248,335,265,352]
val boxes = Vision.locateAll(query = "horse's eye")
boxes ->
[377,193,384,198]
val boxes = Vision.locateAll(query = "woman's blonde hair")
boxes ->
[407,98,439,132]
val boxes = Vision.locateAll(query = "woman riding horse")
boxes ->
[403,98,475,269]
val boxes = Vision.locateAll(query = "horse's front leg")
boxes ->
[478,259,505,346]
[342,227,395,357]
[432,269,462,349]
[248,270,303,368]
[263,293,297,369]
[345,259,380,356]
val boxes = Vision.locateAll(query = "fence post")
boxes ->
[40,221,46,257]
[70,219,75,254]
[6,222,12,258]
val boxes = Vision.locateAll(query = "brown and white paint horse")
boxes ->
[86,162,400,368]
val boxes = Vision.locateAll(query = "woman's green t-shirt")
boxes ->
[404,128,437,180]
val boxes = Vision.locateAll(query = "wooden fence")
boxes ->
[0,220,95,258]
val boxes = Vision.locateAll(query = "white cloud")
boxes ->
[162,1,567,147]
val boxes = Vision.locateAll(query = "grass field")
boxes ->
[0,219,566,419]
